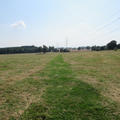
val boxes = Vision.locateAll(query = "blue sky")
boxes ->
[0,0,120,47]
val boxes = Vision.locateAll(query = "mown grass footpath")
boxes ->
[63,51,120,107]
[19,54,120,120]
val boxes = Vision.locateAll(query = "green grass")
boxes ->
[0,53,56,120]
[19,54,120,120]
[0,51,120,120]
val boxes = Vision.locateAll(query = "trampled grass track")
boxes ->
[0,51,120,120]
[20,54,120,120]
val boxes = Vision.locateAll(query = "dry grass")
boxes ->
[1,51,120,119]
[63,51,120,104]
[0,53,57,120]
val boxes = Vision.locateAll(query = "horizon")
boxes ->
[0,0,120,48]
[0,39,119,49]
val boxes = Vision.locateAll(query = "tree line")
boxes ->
[91,40,120,51]
[78,40,120,51]
[0,40,120,54]
[0,45,69,54]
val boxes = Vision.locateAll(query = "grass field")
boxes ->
[0,51,120,120]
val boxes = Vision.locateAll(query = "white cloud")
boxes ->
[11,20,26,29]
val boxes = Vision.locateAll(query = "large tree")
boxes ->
[117,44,120,49]
[43,45,48,54]
[107,40,117,50]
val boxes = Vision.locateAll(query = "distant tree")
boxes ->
[78,47,81,50]
[100,46,106,51]
[59,48,69,52]
[48,46,54,52]
[38,46,43,53]
[0,45,60,54]
[63,48,70,52]
[53,48,59,52]
[60,48,64,52]
[43,45,48,54]
[117,44,120,49]
[107,40,117,50]
[86,46,91,50]
[91,46,96,51]
[91,46,101,51]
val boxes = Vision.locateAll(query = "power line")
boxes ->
[91,9,120,34]
[90,9,120,41]
[100,27,120,40]
[96,17,120,31]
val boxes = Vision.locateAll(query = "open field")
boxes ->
[0,51,120,120]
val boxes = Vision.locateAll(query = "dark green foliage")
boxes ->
[0,45,62,54]
[38,46,43,52]
[78,47,81,50]
[107,40,117,50]
[78,46,91,50]
[91,40,120,51]
[60,48,70,52]
[91,45,107,51]
[43,45,49,54]
[117,44,120,49]
[91,46,101,51]
[0,46,39,54]
[48,46,54,52]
